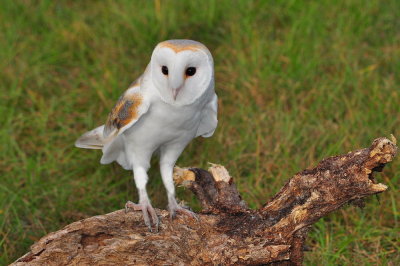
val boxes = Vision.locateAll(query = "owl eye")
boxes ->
[185,67,196,76]
[161,66,168,75]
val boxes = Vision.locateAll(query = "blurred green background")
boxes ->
[1,0,399,264]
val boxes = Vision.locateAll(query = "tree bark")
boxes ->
[12,137,397,265]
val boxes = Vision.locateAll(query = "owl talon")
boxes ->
[147,205,159,232]
[125,200,142,213]
[124,201,159,232]
[169,205,198,221]
[170,210,177,221]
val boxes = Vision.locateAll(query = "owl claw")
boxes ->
[125,201,159,232]
[169,205,198,221]
[125,201,142,213]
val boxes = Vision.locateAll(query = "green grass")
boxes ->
[1,0,399,264]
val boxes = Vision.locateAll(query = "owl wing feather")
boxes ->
[75,82,150,149]
[196,93,218,138]
[103,84,150,138]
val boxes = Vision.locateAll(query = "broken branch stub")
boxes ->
[174,164,248,214]
[13,137,397,265]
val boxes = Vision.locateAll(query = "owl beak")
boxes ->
[169,64,185,100]
[169,76,184,100]
[172,87,182,100]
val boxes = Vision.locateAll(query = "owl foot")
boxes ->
[125,200,159,232]
[169,203,199,221]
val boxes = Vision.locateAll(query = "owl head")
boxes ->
[150,40,214,106]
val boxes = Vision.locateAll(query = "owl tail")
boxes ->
[75,125,110,149]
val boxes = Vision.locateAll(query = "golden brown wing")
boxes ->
[103,83,150,137]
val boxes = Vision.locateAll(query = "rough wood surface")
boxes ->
[12,137,397,265]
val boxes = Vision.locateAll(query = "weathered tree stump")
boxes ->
[12,137,397,265]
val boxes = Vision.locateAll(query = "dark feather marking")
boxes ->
[104,92,143,137]
[117,100,134,121]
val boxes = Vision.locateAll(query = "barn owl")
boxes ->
[75,40,218,231]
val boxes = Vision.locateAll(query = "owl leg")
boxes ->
[160,162,198,221]
[125,167,159,232]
